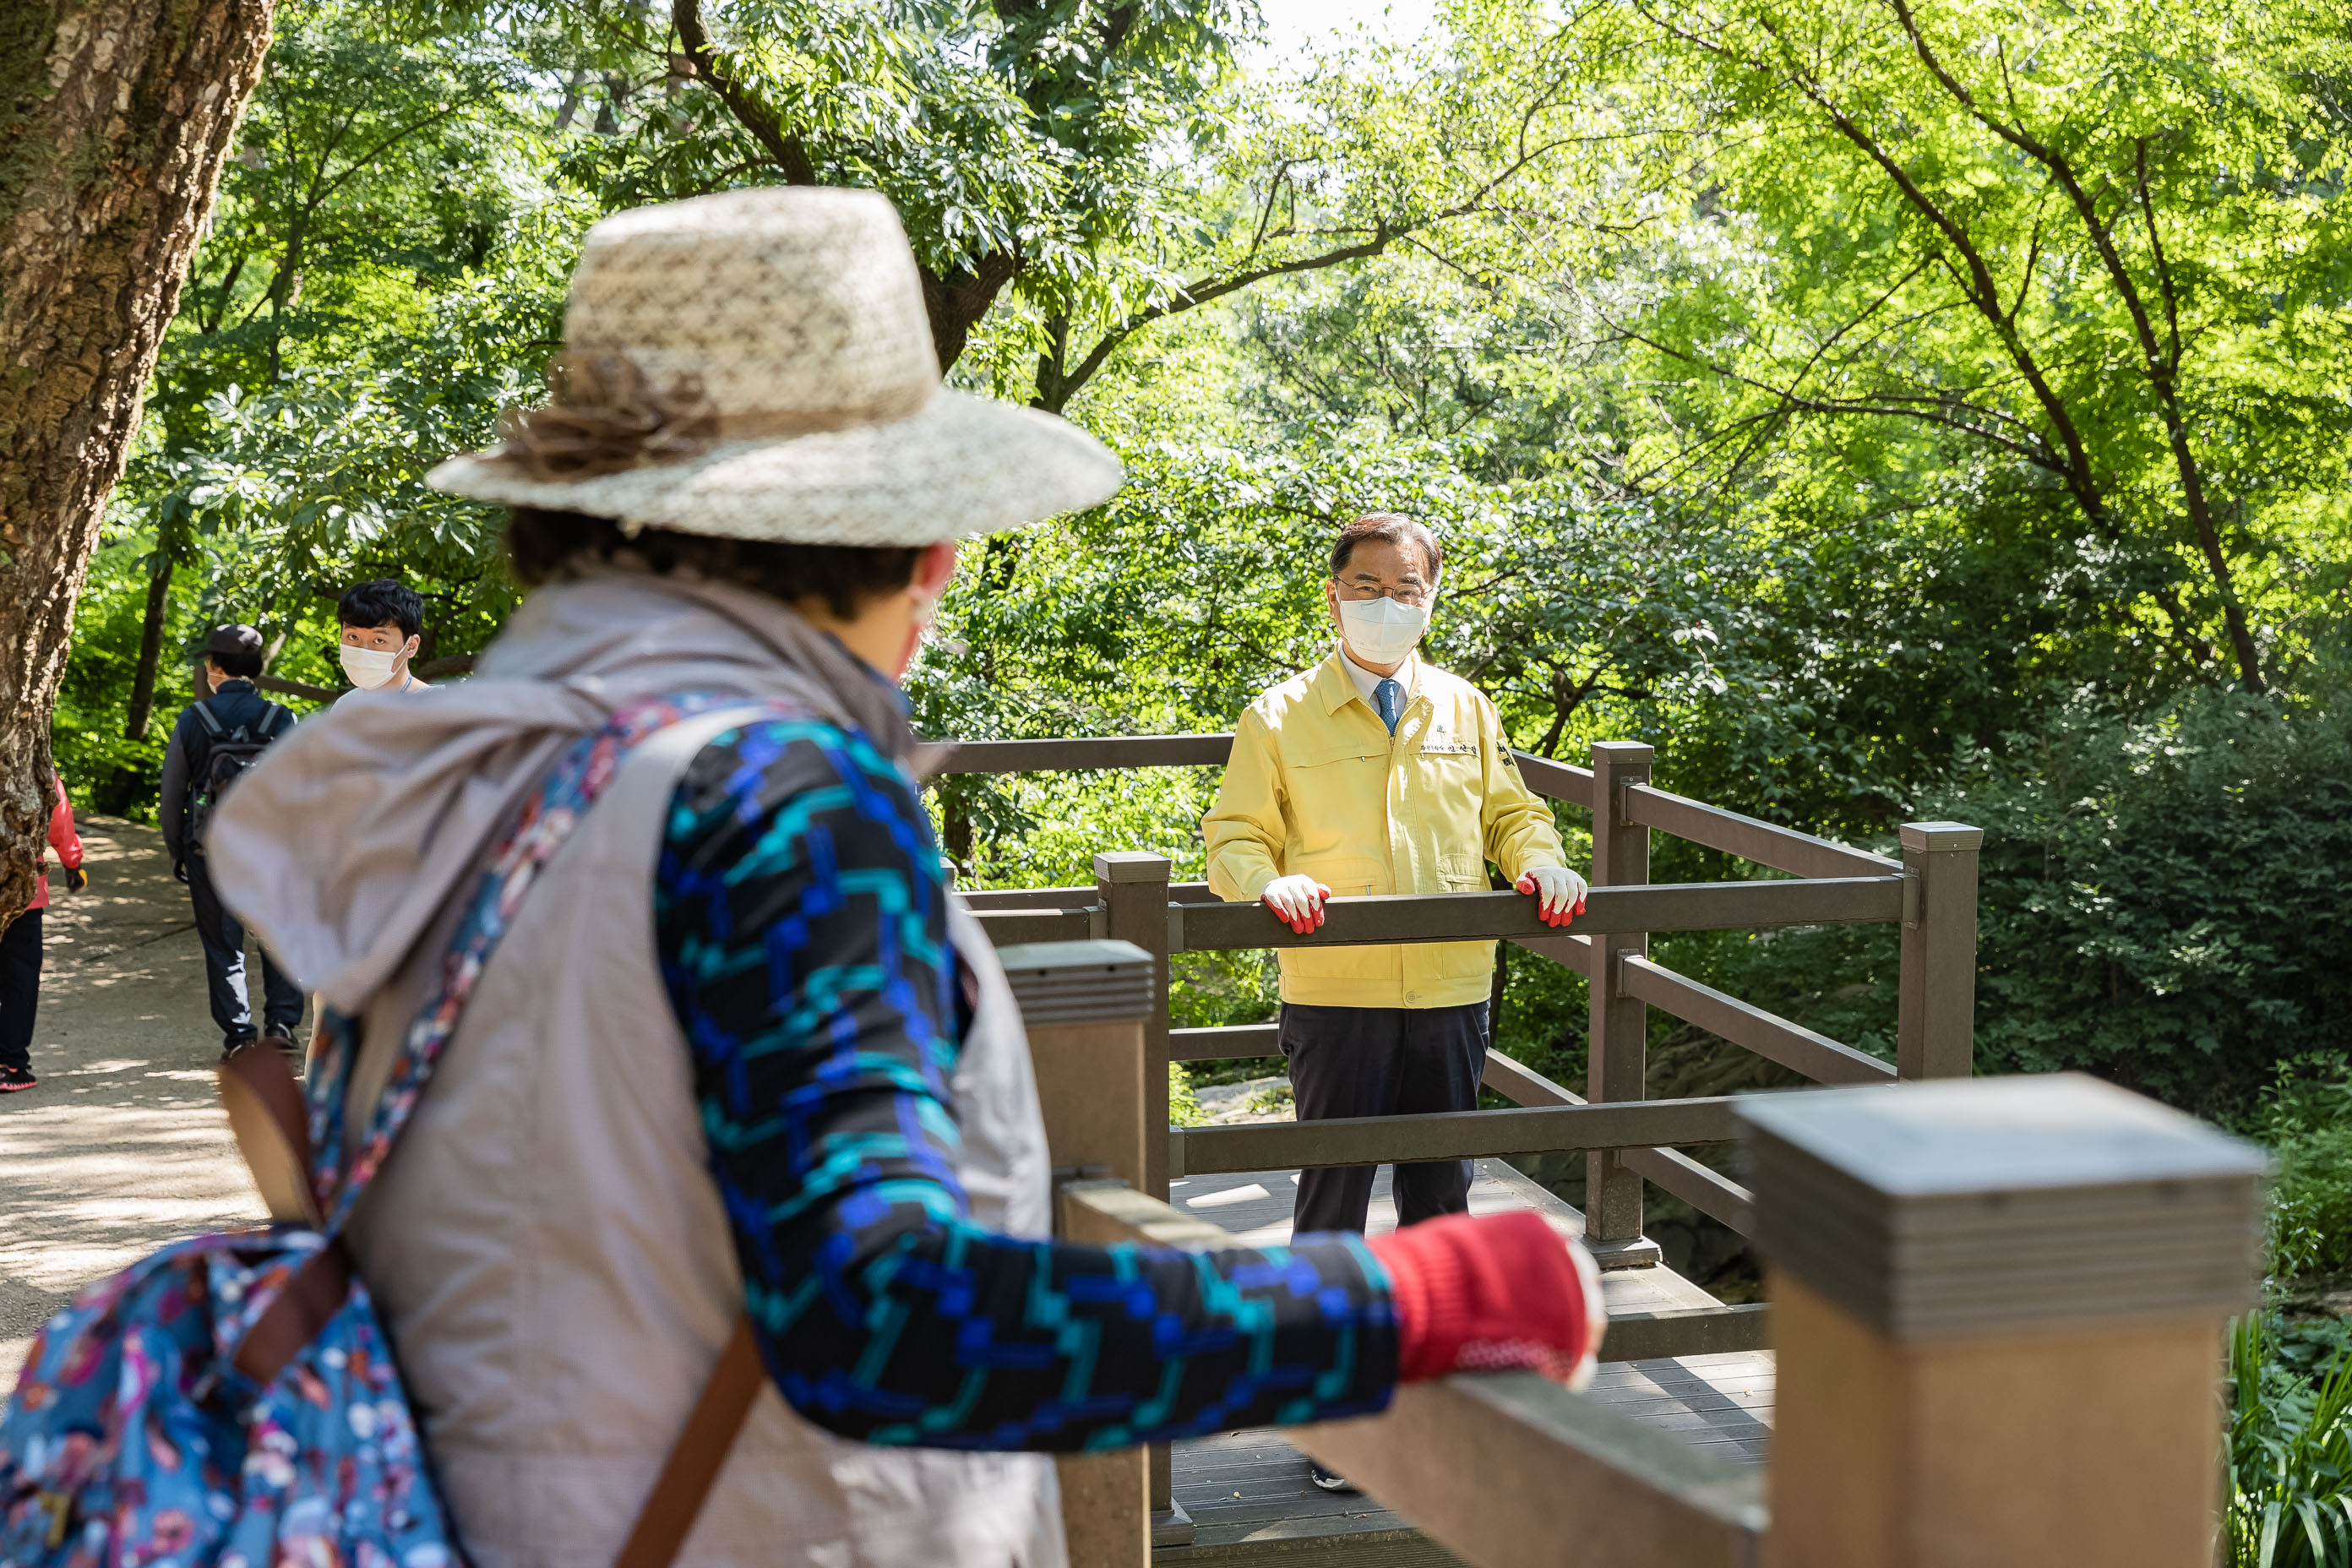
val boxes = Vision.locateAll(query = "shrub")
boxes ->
[2252,1059,2352,1282]
[1922,685,2352,1119]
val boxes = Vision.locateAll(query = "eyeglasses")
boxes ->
[1331,578,1433,607]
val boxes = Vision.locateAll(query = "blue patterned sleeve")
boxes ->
[654,715,1398,1451]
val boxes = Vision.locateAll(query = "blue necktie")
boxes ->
[1375,678,1403,734]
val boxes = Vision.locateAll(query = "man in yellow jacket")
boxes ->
[1204,513,1588,1244]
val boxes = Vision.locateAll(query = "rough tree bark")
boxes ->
[0,0,276,922]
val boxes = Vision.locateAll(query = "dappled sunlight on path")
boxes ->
[0,814,265,1389]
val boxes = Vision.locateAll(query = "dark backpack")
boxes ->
[186,698,291,851]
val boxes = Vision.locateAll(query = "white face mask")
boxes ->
[1336,593,1433,666]
[340,641,409,690]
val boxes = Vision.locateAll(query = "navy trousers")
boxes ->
[186,853,303,1048]
[1282,1000,1489,1234]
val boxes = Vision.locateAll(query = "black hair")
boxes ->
[339,578,424,640]
[210,648,264,680]
[504,508,925,622]
[1330,513,1442,580]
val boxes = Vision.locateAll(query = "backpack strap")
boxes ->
[191,700,227,739]
[610,1315,765,1568]
[302,693,784,1226]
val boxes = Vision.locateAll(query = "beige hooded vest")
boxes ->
[208,570,1064,1568]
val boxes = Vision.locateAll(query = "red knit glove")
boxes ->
[1368,1211,1607,1389]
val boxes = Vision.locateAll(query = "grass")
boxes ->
[2230,1314,2352,1566]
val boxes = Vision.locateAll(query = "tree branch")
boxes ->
[1038,226,1395,411]
[2134,138,2182,376]
[314,100,475,205]
[672,0,817,184]
[1604,313,2061,468]
[1885,0,2261,688]
[1038,109,1608,410]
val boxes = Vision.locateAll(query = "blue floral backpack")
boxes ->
[0,696,769,1568]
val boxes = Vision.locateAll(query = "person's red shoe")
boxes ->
[0,1064,36,1092]
[1367,1211,1607,1388]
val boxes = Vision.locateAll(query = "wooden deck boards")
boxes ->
[1156,1163,1773,1563]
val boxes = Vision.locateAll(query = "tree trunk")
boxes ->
[125,553,174,743]
[0,0,275,922]
[921,251,1021,376]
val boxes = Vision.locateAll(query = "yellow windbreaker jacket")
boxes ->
[1202,647,1571,1009]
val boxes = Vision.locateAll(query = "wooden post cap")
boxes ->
[1897,821,1984,852]
[998,939,1157,1025]
[1093,851,1173,883]
[1739,1074,2267,1341]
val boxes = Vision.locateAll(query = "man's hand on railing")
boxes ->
[1515,865,1588,928]
[1260,874,1331,934]
[1367,1210,1608,1390]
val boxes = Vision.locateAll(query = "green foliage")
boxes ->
[1576,0,2352,694]
[47,0,2352,1151]
[2255,1059,2352,1282]
[52,537,201,798]
[1168,1063,1208,1128]
[61,0,580,811]
[2230,1314,2352,1567]
[1918,684,2352,1115]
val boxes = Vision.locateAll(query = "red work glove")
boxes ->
[1368,1210,1607,1389]
[1260,874,1331,935]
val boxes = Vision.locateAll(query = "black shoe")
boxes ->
[0,1064,35,1093]
[1308,1462,1356,1494]
[220,1037,257,1063]
[260,1030,301,1059]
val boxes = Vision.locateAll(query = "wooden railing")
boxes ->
[944,732,1984,1270]
[1004,941,2268,1568]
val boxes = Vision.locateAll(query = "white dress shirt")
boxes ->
[1340,646,1418,706]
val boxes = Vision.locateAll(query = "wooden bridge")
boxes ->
[937,734,2266,1568]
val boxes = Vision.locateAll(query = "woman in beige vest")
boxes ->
[211,187,1605,1568]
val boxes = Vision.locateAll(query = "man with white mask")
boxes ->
[1205,513,1589,1277]
[335,578,433,696]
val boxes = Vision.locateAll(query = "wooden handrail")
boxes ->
[923,730,1896,885]
[1479,1053,1758,1234]
[1298,1369,1768,1568]
[1170,1023,1279,1060]
[977,907,1095,946]
[1172,878,1906,950]
[1619,956,1897,1086]
[1600,1304,1769,1360]
[1064,1179,1766,1363]
[958,884,1097,911]
[933,733,1235,773]
[1059,1180,1770,1567]
[1622,1146,1756,1234]
[1625,781,1900,879]
[960,881,1217,912]
[1510,749,1596,808]
[944,728,1974,1268]
[1168,1097,1738,1175]
[975,878,1908,950]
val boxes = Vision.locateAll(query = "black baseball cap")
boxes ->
[204,623,264,659]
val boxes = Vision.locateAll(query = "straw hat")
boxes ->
[425,188,1122,544]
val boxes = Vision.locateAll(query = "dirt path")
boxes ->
[0,813,267,1389]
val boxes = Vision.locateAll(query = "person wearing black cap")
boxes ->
[158,624,304,1059]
